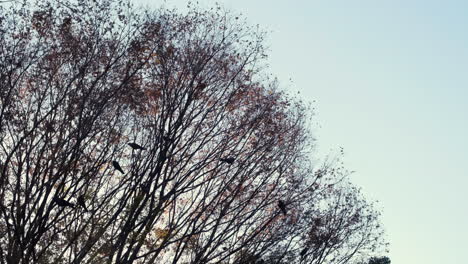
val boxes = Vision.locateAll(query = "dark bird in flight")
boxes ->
[53,196,75,208]
[300,247,309,258]
[77,195,88,212]
[128,142,146,150]
[278,200,287,215]
[219,157,235,165]
[112,161,124,174]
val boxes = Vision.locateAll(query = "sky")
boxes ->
[134,1,468,263]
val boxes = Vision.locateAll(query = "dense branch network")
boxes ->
[0,1,387,263]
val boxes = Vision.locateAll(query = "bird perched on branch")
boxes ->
[219,157,235,165]
[53,196,75,208]
[77,195,88,212]
[165,188,176,198]
[278,200,287,215]
[128,142,146,150]
[196,82,207,90]
[162,135,173,142]
[140,183,151,194]
[112,161,124,174]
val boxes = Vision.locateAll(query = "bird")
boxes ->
[128,142,146,150]
[196,82,207,90]
[77,195,88,212]
[53,196,75,208]
[112,161,124,174]
[219,157,235,165]
[277,200,287,215]
[300,247,309,258]
[140,183,150,194]
[163,188,176,201]
[162,136,173,142]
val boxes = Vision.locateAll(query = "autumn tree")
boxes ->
[0,0,387,263]
[367,256,391,264]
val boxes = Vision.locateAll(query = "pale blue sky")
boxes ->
[136,1,468,263]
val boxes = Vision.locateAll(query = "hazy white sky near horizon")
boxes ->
[134,1,468,263]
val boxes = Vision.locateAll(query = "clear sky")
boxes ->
[135,0,468,263]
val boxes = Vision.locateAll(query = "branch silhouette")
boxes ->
[0,1,387,263]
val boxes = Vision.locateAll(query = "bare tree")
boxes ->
[0,1,387,263]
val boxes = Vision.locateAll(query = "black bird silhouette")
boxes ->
[278,200,287,215]
[219,157,235,164]
[162,188,176,201]
[300,247,309,258]
[128,142,146,150]
[53,196,75,208]
[112,161,124,174]
[77,195,88,212]
[140,183,151,194]
[162,136,173,142]
[196,82,207,90]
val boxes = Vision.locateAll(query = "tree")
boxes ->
[0,0,387,263]
[368,256,391,264]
